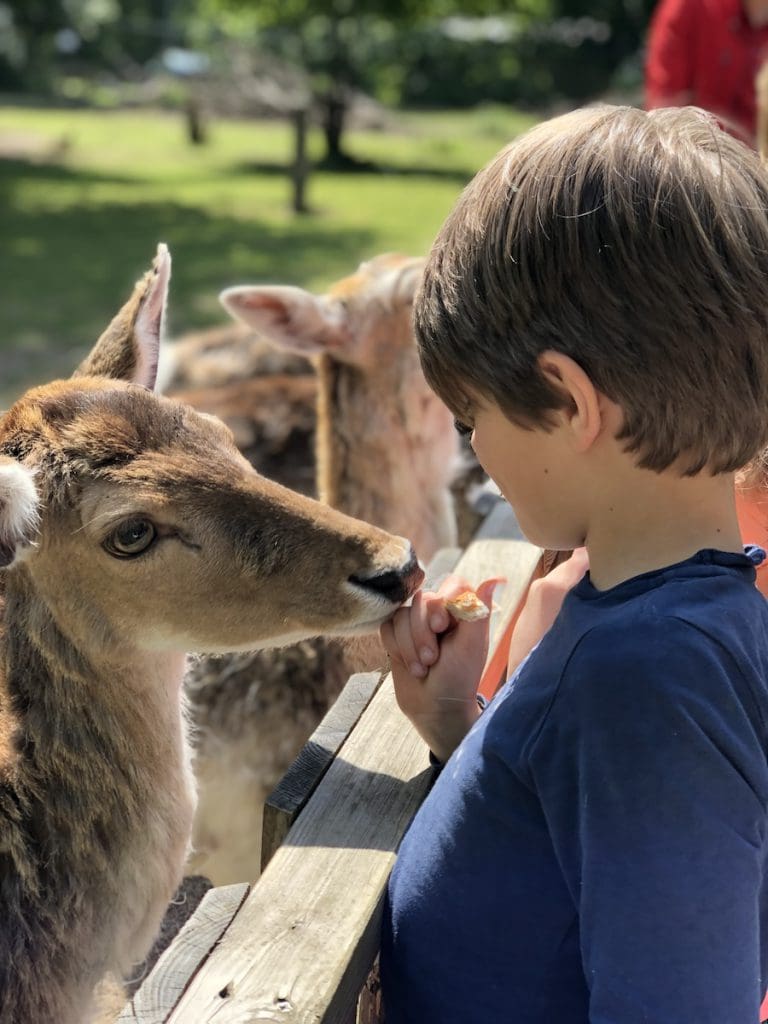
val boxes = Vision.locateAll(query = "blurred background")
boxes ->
[0,0,657,401]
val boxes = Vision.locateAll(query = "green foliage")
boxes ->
[201,0,513,30]
[0,0,654,115]
[196,1,650,116]
[0,0,200,90]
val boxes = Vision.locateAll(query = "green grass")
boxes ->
[0,103,537,402]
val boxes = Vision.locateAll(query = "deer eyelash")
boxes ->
[453,419,473,438]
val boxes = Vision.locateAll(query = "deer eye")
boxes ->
[103,519,158,559]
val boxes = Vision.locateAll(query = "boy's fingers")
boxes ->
[391,603,426,678]
[381,612,412,668]
[409,590,440,667]
[438,577,506,628]
[379,617,400,662]
[427,575,474,632]
[390,578,506,669]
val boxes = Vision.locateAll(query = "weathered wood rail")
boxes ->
[119,501,542,1024]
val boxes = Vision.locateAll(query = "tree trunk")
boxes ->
[291,108,310,214]
[184,95,207,146]
[322,90,348,166]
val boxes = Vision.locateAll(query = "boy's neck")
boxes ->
[583,467,742,591]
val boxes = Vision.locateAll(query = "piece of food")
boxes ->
[444,590,490,622]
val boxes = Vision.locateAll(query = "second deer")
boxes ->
[163,255,468,884]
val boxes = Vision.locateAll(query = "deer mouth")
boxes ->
[345,546,424,627]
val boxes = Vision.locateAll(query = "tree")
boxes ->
[200,0,524,166]
[0,0,200,93]
[0,0,69,90]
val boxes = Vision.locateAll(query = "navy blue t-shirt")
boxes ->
[382,548,768,1023]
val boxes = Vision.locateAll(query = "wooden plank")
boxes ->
[118,884,249,1024]
[165,523,541,1024]
[167,677,434,1023]
[261,546,464,871]
[125,876,213,1000]
[261,670,383,871]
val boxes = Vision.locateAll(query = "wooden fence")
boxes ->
[119,501,542,1024]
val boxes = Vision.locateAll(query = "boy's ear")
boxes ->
[537,350,603,452]
[219,285,346,356]
[73,243,171,391]
[0,458,39,568]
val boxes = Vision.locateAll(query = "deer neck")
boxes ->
[315,355,457,562]
[0,570,194,984]
[3,569,188,752]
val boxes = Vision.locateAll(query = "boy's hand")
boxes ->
[380,575,502,763]
[507,547,589,676]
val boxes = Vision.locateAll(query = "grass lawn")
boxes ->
[0,103,537,402]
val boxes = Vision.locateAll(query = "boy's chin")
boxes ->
[521,527,584,552]
[510,505,585,552]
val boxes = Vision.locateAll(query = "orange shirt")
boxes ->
[736,487,768,597]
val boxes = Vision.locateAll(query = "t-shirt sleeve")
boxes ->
[645,0,696,110]
[528,617,768,1023]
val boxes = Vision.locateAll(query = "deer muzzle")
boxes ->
[348,543,424,606]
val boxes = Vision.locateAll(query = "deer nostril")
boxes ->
[349,569,409,604]
[350,549,424,605]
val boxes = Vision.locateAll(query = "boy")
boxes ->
[379,105,768,1023]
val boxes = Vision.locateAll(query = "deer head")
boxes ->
[219,253,425,369]
[219,254,459,556]
[0,246,423,659]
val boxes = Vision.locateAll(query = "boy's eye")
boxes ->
[453,419,473,438]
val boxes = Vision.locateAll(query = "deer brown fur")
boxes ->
[0,247,423,1024]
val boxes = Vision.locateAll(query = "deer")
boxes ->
[0,245,424,1024]
[163,254,489,534]
[159,255,478,887]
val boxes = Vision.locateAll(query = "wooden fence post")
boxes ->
[291,108,310,214]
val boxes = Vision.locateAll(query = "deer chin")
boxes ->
[154,598,409,655]
[338,588,417,632]
[324,615,400,638]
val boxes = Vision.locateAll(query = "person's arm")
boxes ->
[645,0,696,110]
[380,575,500,762]
[507,548,588,677]
[530,618,766,1022]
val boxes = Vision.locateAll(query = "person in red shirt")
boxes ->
[645,0,768,146]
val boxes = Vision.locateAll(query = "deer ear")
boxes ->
[219,285,346,356]
[0,458,39,568]
[73,243,171,390]
[390,258,425,306]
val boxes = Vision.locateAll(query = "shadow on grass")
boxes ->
[230,157,472,183]
[0,157,136,186]
[0,157,376,403]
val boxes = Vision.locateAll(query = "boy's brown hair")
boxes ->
[416,105,768,475]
